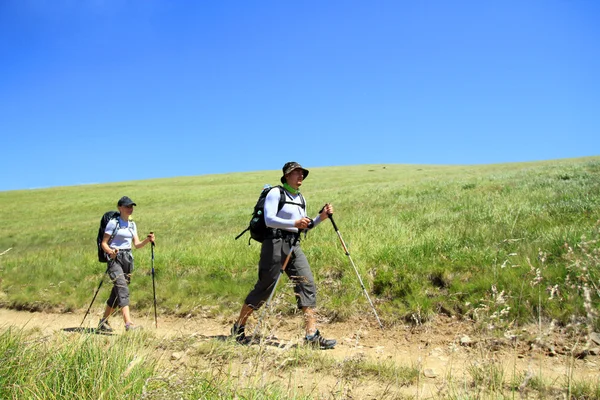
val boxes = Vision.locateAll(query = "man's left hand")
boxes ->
[320,203,333,220]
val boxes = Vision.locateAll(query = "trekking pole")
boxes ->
[328,213,384,330]
[151,235,158,328]
[252,234,301,340]
[80,272,105,327]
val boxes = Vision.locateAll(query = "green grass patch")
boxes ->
[1,157,599,328]
[0,328,156,399]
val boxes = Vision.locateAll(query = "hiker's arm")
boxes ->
[308,203,333,230]
[264,190,305,230]
[101,233,117,260]
[133,232,155,249]
[102,220,118,259]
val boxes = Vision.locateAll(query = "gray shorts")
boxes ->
[244,237,317,310]
[106,250,134,308]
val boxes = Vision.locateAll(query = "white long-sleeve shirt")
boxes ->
[264,187,322,233]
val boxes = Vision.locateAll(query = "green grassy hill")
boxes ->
[1,157,599,328]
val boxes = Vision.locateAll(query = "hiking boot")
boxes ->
[305,330,336,350]
[97,319,113,333]
[231,323,249,344]
[125,323,141,332]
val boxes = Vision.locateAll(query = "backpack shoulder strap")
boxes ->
[107,217,120,246]
[276,185,287,212]
[279,185,306,210]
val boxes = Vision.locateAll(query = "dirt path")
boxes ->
[2,308,598,398]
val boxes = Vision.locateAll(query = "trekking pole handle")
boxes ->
[319,203,339,231]
[328,213,339,232]
[149,232,155,263]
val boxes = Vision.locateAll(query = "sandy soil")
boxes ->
[1,307,598,399]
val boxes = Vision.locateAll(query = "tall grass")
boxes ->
[0,328,156,399]
[0,327,337,400]
[1,157,599,328]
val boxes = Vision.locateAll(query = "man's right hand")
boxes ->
[294,217,313,230]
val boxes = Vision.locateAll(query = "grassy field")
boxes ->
[1,157,599,328]
[2,156,600,399]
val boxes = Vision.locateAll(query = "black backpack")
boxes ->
[236,185,305,244]
[97,211,120,262]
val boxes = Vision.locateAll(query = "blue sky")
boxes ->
[1,1,598,191]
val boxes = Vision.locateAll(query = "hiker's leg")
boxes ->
[119,253,134,325]
[107,259,131,309]
[243,238,283,311]
[102,305,115,320]
[121,305,132,325]
[234,239,282,338]
[302,307,317,336]
[286,246,317,336]
[235,303,255,326]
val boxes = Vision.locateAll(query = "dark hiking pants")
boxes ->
[106,250,134,308]
[244,236,317,310]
